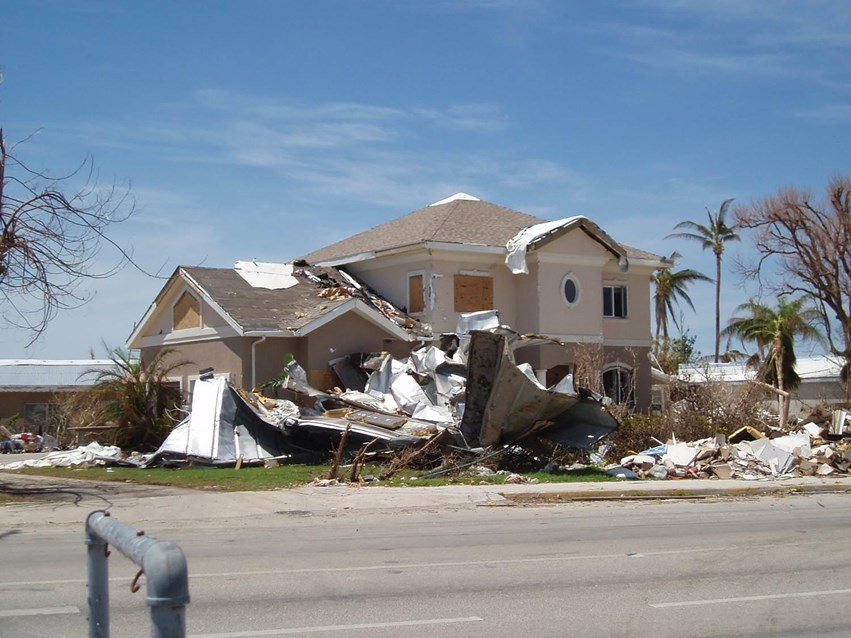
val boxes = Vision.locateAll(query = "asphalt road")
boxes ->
[2,492,851,637]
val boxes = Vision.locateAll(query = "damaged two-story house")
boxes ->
[128,193,666,410]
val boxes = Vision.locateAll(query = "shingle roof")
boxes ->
[301,194,663,265]
[183,266,354,333]
[181,265,421,336]
[301,197,544,264]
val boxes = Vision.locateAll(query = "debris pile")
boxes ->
[614,416,851,480]
[136,321,620,469]
[292,262,427,336]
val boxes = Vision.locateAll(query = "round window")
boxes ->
[562,274,580,305]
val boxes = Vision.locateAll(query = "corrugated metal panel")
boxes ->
[0,360,121,390]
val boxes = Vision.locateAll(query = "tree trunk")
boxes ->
[775,351,788,429]
[714,251,722,363]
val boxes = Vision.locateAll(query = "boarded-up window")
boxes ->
[454,275,493,312]
[408,274,424,313]
[173,291,201,330]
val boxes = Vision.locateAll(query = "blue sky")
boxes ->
[1,0,849,360]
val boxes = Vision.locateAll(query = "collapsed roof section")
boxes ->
[147,325,620,467]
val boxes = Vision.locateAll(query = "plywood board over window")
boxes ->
[454,275,493,312]
[173,291,201,330]
[408,273,424,313]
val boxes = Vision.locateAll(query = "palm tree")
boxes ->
[652,252,713,341]
[87,347,192,450]
[668,198,740,363]
[722,296,823,428]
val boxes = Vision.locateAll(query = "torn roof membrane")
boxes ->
[235,260,298,290]
[505,216,629,275]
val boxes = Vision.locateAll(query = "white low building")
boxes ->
[677,356,849,420]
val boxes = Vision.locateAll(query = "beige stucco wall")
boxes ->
[304,312,413,370]
[512,260,541,334]
[142,337,251,392]
[601,265,653,344]
[346,250,515,335]
[346,257,433,314]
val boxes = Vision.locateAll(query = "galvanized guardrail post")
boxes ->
[85,510,190,638]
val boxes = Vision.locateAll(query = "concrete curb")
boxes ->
[3,472,850,530]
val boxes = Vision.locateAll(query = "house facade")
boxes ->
[129,193,666,410]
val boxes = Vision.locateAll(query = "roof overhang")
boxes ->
[506,216,629,275]
[287,298,415,342]
[314,241,503,267]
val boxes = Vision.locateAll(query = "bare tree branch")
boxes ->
[0,128,159,345]
[735,175,851,388]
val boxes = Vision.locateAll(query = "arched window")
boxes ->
[603,364,633,406]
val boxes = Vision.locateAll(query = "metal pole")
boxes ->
[85,510,190,638]
[86,512,110,638]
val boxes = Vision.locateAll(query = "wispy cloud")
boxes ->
[595,1,851,79]
[625,48,788,75]
[67,90,548,210]
[795,103,851,121]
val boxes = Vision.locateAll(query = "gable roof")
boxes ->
[128,264,422,347]
[301,194,544,265]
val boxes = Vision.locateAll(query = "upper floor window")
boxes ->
[173,290,201,330]
[603,285,627,318]
[454,274,493,312]
[562,273,580,306]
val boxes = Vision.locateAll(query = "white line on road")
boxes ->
[188,616,483,637]
[0,606,79,618]
[651,588,851,608]
[0,545,774,588]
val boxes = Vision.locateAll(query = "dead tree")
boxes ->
[735,176,851,390]
[0,129,139,344]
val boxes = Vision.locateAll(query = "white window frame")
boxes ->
[603,283,628,318]
[561,272,581,307]
[602,363,634,405]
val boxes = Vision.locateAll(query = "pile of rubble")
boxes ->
[614,416,851,480]
[130,318,620,468]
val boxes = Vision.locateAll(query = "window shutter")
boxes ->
[454,275,493,312]
[408,274,424,313]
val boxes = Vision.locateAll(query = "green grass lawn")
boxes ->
[8,463,616,491]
